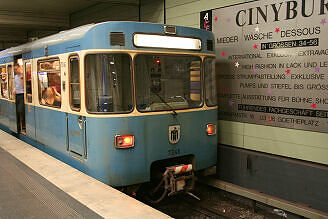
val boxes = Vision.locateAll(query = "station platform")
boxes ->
[0,130,169,218]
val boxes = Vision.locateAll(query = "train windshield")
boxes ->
[85,54,133,113]
[135,54,202,112]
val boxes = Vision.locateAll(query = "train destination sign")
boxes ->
[201,0,328,133]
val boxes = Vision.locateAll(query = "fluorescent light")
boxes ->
[134,34,201,50]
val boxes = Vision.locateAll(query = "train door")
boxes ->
[24,60,35,138]
[7,63,18,133]
[13,57,26,134]
[67,55,86,158]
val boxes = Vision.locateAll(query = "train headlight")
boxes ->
[115,135,135,148]
[206,124,216,136]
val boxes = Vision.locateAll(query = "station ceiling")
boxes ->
[0,0,139,50]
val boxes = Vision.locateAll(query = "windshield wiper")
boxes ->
[152,92,178,117]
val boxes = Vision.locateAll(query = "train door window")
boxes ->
[0,65,8,99]
[37,59,61,108]
[85,53,133,113]
[69,56,80,111]
[7,65,15,100]
[204,57,217,106]
[25,62,32,103]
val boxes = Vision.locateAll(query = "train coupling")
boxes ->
[147,163,199,203]
[165,164,195,196]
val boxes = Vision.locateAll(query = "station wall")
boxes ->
[164,0,328,166]
[152,0,328,213]
[140,0,164,23]
[69,0,328,166]
[70,2,139,27]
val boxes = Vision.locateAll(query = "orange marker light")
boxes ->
[124,136,133,144]
[206,124,216,136]
[115,135,135,148]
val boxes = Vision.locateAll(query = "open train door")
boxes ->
[66,55,87,158]
[23,59,36,138]
[6,63,18,133]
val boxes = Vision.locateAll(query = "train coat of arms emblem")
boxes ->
[168,125,180,144]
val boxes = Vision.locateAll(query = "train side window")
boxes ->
[37,59,61,108]
[0,65,8,99]
[204,58,217,106]
[7,65,15,100]
[69,56,80,111]
[25,62,32,103]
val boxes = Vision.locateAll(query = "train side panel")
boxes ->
[35,107,67,153]
[25,104,36,139]
[0,100,17,133]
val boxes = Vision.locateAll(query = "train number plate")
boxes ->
[168,148,180,156]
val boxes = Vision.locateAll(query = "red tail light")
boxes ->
[115,135,135,148]
[206,124,216,136]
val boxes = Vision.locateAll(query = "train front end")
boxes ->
[83,22,217,198]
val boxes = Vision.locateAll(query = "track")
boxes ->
[176,196,232,218]
[148,183,283,219]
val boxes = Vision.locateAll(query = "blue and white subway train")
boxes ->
[0,21,217,200]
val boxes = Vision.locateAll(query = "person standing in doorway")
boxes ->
[14,62,25,133]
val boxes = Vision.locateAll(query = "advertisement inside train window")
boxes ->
[201,0,328,133]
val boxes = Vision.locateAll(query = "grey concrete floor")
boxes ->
[0,147,102,218]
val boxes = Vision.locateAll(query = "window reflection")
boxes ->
[85,54,133,113]
[25,62,32,103]
[0,66,8,99]
[135,54,202,112]
[205,58,217,106]
[38,59,61,107]
[69,56,80,111]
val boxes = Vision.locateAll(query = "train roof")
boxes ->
[0,23,95,59]
[0,21,215,63]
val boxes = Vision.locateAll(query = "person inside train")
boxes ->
[0,67,8,98]
[14,62,25,133]
[41,86,61,107]
[1,82,8,98]
[53,75,61,94]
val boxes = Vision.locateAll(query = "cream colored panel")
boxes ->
[218,120,244,147]
[188,24,199,28]
[218,132,244,148]
[166,0,199,9]
[141,0,163,15]
[166,1,200,19]
[244,124,328,150]
[70,4,138,27]
[218,120,244,135]
[244,136,328,165]
[141,0,164,23]
[166,13,198,27]
[199,0,246,11]
[142,11,164,23]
